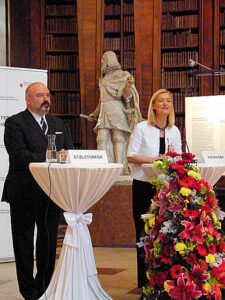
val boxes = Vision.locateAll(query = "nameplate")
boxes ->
[66,150,108,164]
[199,151,225,164]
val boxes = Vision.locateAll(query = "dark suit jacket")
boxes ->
[2,109,74,204]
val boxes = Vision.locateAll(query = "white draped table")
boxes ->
[141,163,225,186]
[29,163,123,300]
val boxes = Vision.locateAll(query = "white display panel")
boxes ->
[0,66,47,262]
[185,95,225,158]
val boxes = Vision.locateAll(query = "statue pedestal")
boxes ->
[88,176,136,247]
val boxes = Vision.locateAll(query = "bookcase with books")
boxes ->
[161,0,200,150]
[103,0,135,79]
[220,0,225,95]
[43,0,82,148]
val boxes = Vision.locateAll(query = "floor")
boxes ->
[0,247,140,300]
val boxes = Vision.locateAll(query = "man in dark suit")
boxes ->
[2,82,74,300]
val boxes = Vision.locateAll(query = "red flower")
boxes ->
[197,259,208,272]
[157,214,165,223]
[179,220,204,244]
[169,273,202,299]
[196,245,207,257]
[155,271,168,286]
[192,180,202,193]
[191,265,209,291]
[161,244,173,264]
[219,241,225,253]
[179,176,195,188]
[208,244,216,254]
[166,151,180,157]
[149,274,155,287]
[182,152,195,163]
[169,163,186,178]
[211,261,225,281]
[201,204,211,215]
[185,253,197,265]
[170,265,183,279]
[183,209,199,220]
[210,284,222,300]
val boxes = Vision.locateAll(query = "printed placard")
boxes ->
[66,150,108,164]
[199,151,225,164]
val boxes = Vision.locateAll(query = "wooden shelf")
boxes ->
[103,0,135,78]
[161,45,198,50]
[162,26,198,32]
[44,1,82,148]
[46,50,78,53]
[162,9,198,15]
[50,89,80,92]
[46,31,78,35]
[48,68,79,71]
[46,14,76,18]
[51,113,80,118]
[162,65,198,69]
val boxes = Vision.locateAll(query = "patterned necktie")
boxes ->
[41,117,47,135]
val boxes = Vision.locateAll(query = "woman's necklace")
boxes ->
[155,124,167,130]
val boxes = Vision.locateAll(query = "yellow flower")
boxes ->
[180,187,191,197]
[174,242,187,252]
[188,170,201,180]
[148,215,155,227]
[206,254,216,263]
[164,281,170,293]
[203,282,211,293]
[192,165,200,173]
[211,212,217,223]
[145,223,150,234]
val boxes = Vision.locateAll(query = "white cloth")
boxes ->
[142,163,225,186]
[127,121,182,181]
[29,163,123,300]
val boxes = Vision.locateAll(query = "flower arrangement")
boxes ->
[142,152,225,300]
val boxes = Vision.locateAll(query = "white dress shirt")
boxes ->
[28,109,48,133]
[127,121,182,182]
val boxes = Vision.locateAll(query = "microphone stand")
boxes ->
[186,67,225,97]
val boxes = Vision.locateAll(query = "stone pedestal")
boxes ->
[88,176,136,247]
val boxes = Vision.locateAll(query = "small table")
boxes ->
[141,163,225,186]
[29,163,123,300]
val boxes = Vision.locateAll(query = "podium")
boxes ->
[29,162,123,300]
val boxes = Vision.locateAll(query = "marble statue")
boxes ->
[89,51,142,174]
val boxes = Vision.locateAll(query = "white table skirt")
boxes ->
[141,163,225,186]
[29,163,123,300]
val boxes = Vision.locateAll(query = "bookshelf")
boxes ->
[43,0,82,148]
[220,0,225,95]
[103,0,135,79]
[161,0,200,150]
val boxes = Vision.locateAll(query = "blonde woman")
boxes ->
[127,88,182,290]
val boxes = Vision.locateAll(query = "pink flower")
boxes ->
[179,220,204,244]
[191,265,209,291]
[169,273,202,299]
[210,284,222,300]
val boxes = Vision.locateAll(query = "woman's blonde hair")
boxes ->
[147,88,175,128]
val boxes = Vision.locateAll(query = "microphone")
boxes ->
[188,59,215,73]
